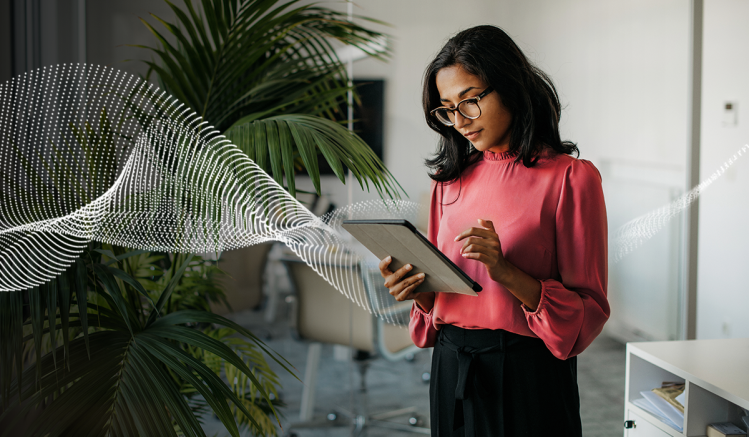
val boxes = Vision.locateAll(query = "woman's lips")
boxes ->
[464,129,482,140]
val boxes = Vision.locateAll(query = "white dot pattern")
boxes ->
[0,64,424,326]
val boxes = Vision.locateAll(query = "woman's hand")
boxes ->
[456,218,541,310]
[378,256,435,311]
[455,219,509,283]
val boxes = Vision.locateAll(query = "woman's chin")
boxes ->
[471,142,490,152]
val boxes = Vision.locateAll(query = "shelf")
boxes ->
[685,382,747,436]
[629,339,749,411]
[625,339,749,437]
[626,353,685,433]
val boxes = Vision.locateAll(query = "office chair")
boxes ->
[282,259,430,436]
[209,242,274,315]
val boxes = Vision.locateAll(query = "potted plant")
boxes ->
[0,0,401,436]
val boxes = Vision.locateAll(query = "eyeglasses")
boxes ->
[430,87,494,126]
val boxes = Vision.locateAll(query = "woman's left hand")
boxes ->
[455,219,509,284]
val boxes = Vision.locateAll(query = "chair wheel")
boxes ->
[421,372,431,383]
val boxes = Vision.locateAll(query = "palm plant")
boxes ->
[136,0,403,199]
[1,1,402,435]
[1,103,292,436]
[0,245,290,437]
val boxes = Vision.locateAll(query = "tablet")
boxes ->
[341,219,481,296]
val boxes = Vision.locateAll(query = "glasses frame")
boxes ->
[430,86,494,126]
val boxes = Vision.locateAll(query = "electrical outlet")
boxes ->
[723,101,738,127]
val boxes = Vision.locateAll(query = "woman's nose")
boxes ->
[453,111,471,129]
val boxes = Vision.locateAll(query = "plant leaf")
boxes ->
[46,279,58,371]
[137,0,403,201]
[28,285,45,388]
[74,257,90,358]
[58,267,72,370]
[108,266,158,313]
[93,264,138,335]
[147,254,193,326]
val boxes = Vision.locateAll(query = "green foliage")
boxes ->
[135,0,404,199]
[199,327,285,435]
[0,245,295,437]
[0,2,406,436]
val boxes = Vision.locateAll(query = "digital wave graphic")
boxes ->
[0,64,420,325]
[612,143,749,262]
[1,64,743,325]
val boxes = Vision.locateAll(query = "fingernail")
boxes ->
[462,253,468,257]
[386,255,391,262]
[418,273,425,279]
[406,264,412,270]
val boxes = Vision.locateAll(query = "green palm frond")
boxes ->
[226,114,400,197]
[195,327,285,436]
[0,257,91,407]
[135,0,404,199]
[0,247,292,437]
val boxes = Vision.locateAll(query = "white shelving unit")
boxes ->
[624,339,749,436]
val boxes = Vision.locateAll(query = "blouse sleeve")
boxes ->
[522,159,610,360]
[408,180,442,348]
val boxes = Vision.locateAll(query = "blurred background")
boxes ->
[1,0,747,436]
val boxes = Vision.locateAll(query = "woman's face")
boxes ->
[434,64,512,154]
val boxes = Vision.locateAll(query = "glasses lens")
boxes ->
[459,100,481,119]
[434,109,454,126]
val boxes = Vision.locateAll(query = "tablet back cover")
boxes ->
[342,220,479,296]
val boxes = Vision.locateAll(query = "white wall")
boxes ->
[304,1,688,200]
[696,0,749,339]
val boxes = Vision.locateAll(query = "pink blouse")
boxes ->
[409,149,609,360]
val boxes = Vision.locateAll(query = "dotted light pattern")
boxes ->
[612,144,749,262]
[13,64,735,324]
[0,64,423,326]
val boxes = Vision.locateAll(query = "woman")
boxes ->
[379,25,609,436]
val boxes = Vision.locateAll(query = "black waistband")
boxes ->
[439,325,544,401]
[440,324,544,352]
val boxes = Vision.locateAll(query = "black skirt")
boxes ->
[430,325,582,437]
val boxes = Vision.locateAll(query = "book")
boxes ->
[706,423,746,437]
[652,383,685,413]
[632,398,682,432]
[639,391,684,432]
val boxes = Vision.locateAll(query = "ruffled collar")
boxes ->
[482,149,518,162]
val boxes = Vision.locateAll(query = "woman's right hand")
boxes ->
[379,256,435,311]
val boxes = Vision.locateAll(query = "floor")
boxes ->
[203,307,626,437]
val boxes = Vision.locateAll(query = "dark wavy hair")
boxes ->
[424,25,578,182]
